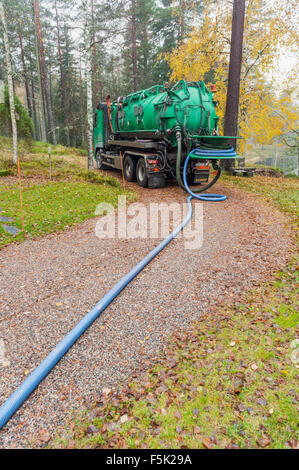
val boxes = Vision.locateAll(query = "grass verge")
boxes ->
[52,174,298,450]
[222,173,299,222]
[0,138,135,248]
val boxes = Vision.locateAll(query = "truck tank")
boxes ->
[109,80,219,146]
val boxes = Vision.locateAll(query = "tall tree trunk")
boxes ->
[28,37,39,140]
[223,0,246,169]
[0,1,18,164]
[29,52,38,140]
[79,54,86,147]
[131,0,138,92]
[18,24,32,118]
[32,1,46,141]
[91,0,99,107]
[33,0,57,145]
[180,0,185,44]
[33,14,47,142]
[0,68,4,104]
[54,0,70,146]
[30,70,39,140]
[48,54,54,112]
[83,0,94,169]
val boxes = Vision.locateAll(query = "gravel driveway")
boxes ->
[0,178,291,448]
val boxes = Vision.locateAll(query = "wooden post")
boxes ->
[48,145,52,179]
[17,158,24,232]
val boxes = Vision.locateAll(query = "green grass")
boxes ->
[0,181,133,248]
[0,137,122,186]
[0,137,135,247]
[30,140,87,157]
[0,169,13,177]
[222,173,299,221]
[52,174,299,450]
[0,136,87,159]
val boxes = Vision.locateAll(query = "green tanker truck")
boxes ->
[93,80,238,191]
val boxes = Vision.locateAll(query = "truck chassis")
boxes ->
[95,138,213,190]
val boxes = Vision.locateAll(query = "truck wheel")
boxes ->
[136,158,148,187]
[124,155,137,182]
[96,150,108,170]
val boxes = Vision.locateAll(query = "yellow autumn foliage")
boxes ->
[165,0,299,152]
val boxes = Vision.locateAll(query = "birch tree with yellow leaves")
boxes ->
[165,0,299,153]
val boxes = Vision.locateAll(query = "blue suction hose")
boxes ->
[0,152,226,431]
[183,155,226,202]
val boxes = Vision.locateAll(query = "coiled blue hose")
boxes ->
[0,154,226,431]
[183,155,227,202]
[189,147,237,158]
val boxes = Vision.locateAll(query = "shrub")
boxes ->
[0,86,34,141]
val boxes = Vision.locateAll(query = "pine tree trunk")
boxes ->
[91,0,99,107]
[30,67,39,140]
[33,0,57,145]
[0,1,18,164]
[131,0,138,92]
[54,0,70,146]
[32,1,46,141]
[223,0,246,169]
[18,25,33,118]
[28,37,39,140]
[180,0,185,44]
[0,68,4,104]
[83,0,94,170]
[79,54,86,147]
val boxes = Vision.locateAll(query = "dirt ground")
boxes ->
[0,174,291,448]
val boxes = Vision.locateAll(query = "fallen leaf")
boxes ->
[120,414,128,424]
[38,429,51,443]
[86,425,99,435]
[287,438,298,449]
[257,398,268,406]
[257,437,271,448]
[203,438,212,449]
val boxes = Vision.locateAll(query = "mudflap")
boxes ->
[148,174,166,189]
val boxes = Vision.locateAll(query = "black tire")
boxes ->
[124,155,137,182]
[136,158,148,187]
[96,150,108,170]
